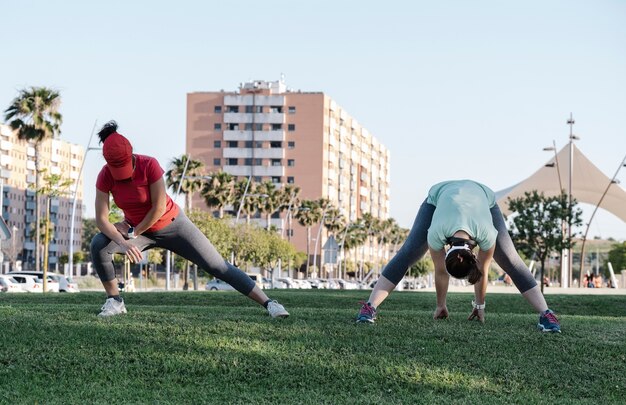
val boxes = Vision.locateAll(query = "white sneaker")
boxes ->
[267,300,289,318]
[98,298,127,317]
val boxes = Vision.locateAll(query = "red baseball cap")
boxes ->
[103,132,134,180]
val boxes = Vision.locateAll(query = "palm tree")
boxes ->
[165,155,205,211]
[233,178,259,223]
[201,171,235,218]
[278,185,301,240]
[4,87,62,271]
[256,181,281,231]
[294,199,322,276]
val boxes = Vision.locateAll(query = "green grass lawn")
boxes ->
[1,290,625,404]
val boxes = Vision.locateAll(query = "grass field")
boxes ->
[1,290,625,404]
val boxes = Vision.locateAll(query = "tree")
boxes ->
[608,242,626,273]
[256,180,281,231]
[294,199,322,276]
[4,86,62,271]
[81,218,99,258]
[38,171,72,291]
[202,171,235,218]
[507,191,583,292]
[165,155,205,211]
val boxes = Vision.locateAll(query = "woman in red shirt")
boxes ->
[90,121,289,319]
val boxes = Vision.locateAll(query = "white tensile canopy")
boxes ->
[495,144,626,222]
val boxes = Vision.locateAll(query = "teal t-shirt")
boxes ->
[426,180,498,251]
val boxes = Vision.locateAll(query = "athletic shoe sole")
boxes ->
[356,317,375,324]
[537,324,561,333]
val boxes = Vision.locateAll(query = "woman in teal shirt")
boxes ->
[356,180,560,333]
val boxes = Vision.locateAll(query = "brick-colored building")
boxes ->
[0,124,85,271]
[186,79,390,266]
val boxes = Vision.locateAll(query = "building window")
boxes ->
[287,176,295,184]
[271,123,283,131]
[225,106,239,113]
[228,123,239,130]
[270,141,282,148]
[271,159,282,166]
[214,123,222,130]
[214,106,222,113]
[213,158,221,166]
[288,124,296,132]
[245,105,263,113]
[244,123,263,131]
[288,106,296,114]
[288,141,295,149]
[214,140,221,148]
[288,159,295,167]
[254,176,262,182]
[254,158,263,165]
[244,158,253,166]
[271,176,281,183]
[270,106,283,113]
[227,158,238,165]
[227,141,238,148]
[244,141,253,148]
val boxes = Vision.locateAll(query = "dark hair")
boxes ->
[445,249,482,284]
[97,121,118,144]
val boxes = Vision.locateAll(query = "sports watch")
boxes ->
[127,227,136,239]
[472,300,485,310]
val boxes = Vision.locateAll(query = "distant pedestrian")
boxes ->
[90,121,289,318]
[355,180,560,333]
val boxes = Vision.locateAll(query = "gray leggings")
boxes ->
[90,211,256,295]
[381,200,537,293]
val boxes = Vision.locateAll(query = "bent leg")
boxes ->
[490,205,548,313]
[90,233,155,295]
[368,201,435,307]
[155,213,258,298]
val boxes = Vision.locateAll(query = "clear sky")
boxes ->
[1,0,625,240]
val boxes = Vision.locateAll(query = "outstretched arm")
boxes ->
[469,245,495,323]
[431,248,449,319]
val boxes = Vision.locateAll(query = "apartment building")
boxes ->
[186,79,391,265]
[0,124,85,271]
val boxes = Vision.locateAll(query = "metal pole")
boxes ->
[566,113,575,288]
[579,154,626,278]
[312,208,328,276]
[69,120,99,278]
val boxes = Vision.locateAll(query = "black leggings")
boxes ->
[381,200,537,293]
[90,211,256,295]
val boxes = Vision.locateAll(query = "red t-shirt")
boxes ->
[96,154,179,232]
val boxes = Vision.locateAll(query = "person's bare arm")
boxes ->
[94,190,142,263]
[133,178,167,235]
[431,247,449,319]
[468,245,495,323]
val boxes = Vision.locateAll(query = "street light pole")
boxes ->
[68,121,100,278]
[565,113,578,288]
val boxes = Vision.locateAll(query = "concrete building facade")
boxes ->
[186,79,391,267]
[0,124,85,271]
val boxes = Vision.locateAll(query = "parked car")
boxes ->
[0,275,26,293]
[8,271,78,293]
[276,277,296,289]
[205,279,235,291]
[10,274,44,293]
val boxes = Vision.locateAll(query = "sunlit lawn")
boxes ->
[1,290,624,404]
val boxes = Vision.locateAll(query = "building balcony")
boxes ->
[223,112,285,124]
[223,165,285,177]
[0,140,12,151]
[224,94,285,106]
[223,148,285,159]
[223,130,285,142]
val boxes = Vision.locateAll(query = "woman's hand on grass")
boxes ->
[468,308,485,323]
[433,306,449,320]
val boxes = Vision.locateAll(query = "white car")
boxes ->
[10,274,44,293]
[0,275,26,293]
[8,271,77,293]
